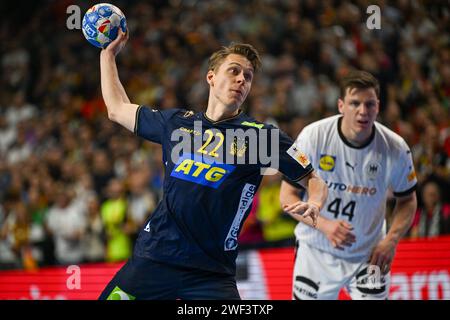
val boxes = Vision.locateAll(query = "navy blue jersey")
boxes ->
[133,106,313,275]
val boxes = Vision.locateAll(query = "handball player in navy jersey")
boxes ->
[98,30,328,300]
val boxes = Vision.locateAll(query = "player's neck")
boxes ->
[205,104,240,122]
[340,119,373,147]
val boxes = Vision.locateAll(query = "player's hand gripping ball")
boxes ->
[82,3,127,48]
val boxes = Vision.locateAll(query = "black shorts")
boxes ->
[98,255,241,300]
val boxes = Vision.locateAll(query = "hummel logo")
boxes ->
[346,161,356,171]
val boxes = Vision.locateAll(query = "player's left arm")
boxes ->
[276,126,327,227]
[370,140,418,274]
[386,192,417,243]
[282,171,328,228]
[369,192,417,273]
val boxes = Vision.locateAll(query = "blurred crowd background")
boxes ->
[0,0,449,270]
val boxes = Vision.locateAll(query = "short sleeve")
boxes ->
[277,128,314,182]
[134,106,180,144]
[390,140,418,197]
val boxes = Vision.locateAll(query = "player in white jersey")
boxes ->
[280,70,418,300]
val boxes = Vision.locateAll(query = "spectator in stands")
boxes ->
[91,149,115,202]
[45,186,87,265]
[258,173,296,247]
[412,123,449,183]
[4,91,37,128]
[0,202,35,269]
[0,113,16,155]
[101,178,131,262]
[27,186,53,267]
[126,168,157,243]
[410,180,450,238]
[83,194,106,263]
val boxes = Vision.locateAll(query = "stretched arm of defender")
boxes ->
[100,29,139,131]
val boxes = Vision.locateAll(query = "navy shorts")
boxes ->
[99,255,241,300]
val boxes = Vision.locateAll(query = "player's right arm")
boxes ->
[280,177,326,229]
[100,29,139,132]
[280,180,356,250]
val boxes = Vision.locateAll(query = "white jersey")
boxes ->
[292,115,417,261]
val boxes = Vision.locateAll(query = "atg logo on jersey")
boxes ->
[319,154,336,172]
[170,153,235,188]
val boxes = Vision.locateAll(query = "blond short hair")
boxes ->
[208,43,262,73]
